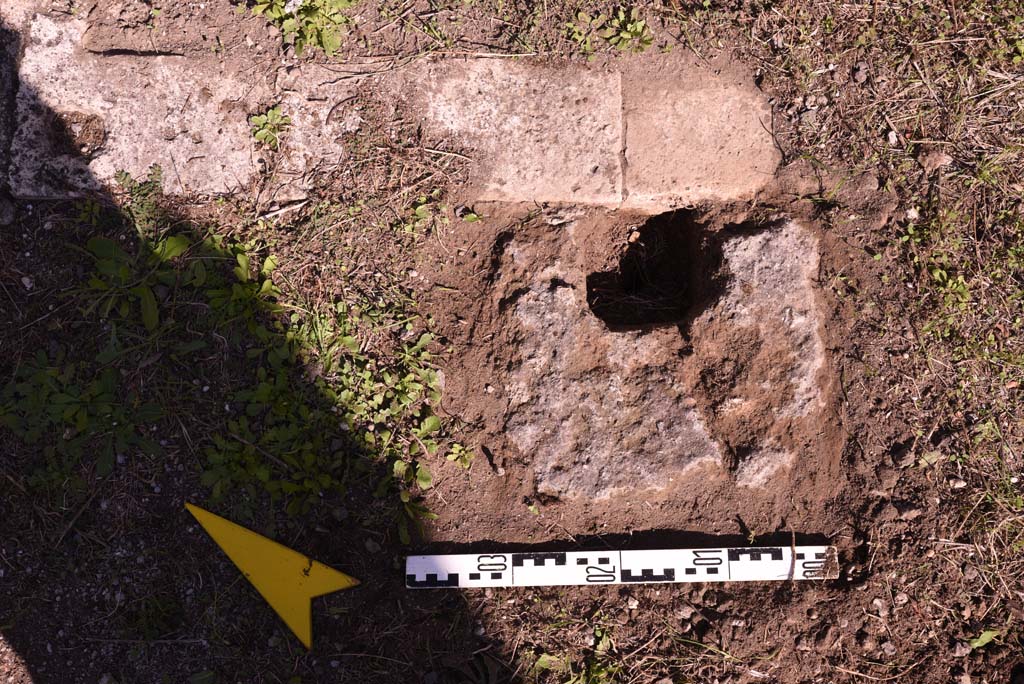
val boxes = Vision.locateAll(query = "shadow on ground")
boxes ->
[0,18,505,684]
[0,23,845,681]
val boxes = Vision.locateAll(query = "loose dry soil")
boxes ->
[1,1,1022,684]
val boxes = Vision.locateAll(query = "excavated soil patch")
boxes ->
[419,203,845,542]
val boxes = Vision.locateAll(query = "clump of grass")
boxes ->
[251,0,357,55]
[0,166,471,541]
[250,105,291,150]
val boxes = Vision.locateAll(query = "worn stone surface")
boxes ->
[717,221,825,418]
[689,220,827,489]
[9,12,272,198]
[0,0,37,30]
[0,1,31,192]
[621,61,780,210]
[4,5,369,202]
[449,211,832,501]
[272,63,363,205]
[504,255,722,499]
[403,55,778,210]
[4,9,778,208]
[406,59,624,206]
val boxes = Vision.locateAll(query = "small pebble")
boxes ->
[853,61,870,84]
[899,506,923,521]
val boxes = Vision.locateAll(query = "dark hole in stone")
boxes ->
[586,209,726,332]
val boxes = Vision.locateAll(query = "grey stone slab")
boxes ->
[408,59,623,206]
[10,13,272,198]
[621,64,780,210]
[495,217,827,499]
[500,248,723,501]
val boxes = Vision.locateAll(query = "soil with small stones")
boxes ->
[2,1,1023,684]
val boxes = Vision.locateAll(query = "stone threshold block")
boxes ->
[406,56,780,211]
[8,12,272,199]
[406,58,624,206]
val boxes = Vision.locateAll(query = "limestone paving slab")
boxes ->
[408,59,624,206]
[9,12,272,198]
[621,67,780,210]
[3,9,780,211]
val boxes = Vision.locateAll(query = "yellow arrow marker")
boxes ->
[185,503,359,649]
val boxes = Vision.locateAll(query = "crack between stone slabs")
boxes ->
[617,69,629,205]
[84,48,186,57]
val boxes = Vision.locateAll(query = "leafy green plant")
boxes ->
[251,0,356,56]
[250,106,291,150]
[81,232,189,333]
[599,7,653,53]
[447,442,473,469]
[0,351,162,484]
[565,626,619,684]
[565,10,608,56]
[399,190,446,234]
[115,165,164,233]
[566,7,653,55]
[969,629,1000,650]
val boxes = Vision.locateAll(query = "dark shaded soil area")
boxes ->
[2,1,1022,684]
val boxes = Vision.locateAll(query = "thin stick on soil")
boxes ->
[325,653,414,668]
[833,659,925,682]
[53,474,109,548]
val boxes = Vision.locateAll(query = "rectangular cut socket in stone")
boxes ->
[621,72,780,210]
[412,59,623,206]
[10,13,268,198]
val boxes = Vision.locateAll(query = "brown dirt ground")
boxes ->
[1,1,1022,684]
